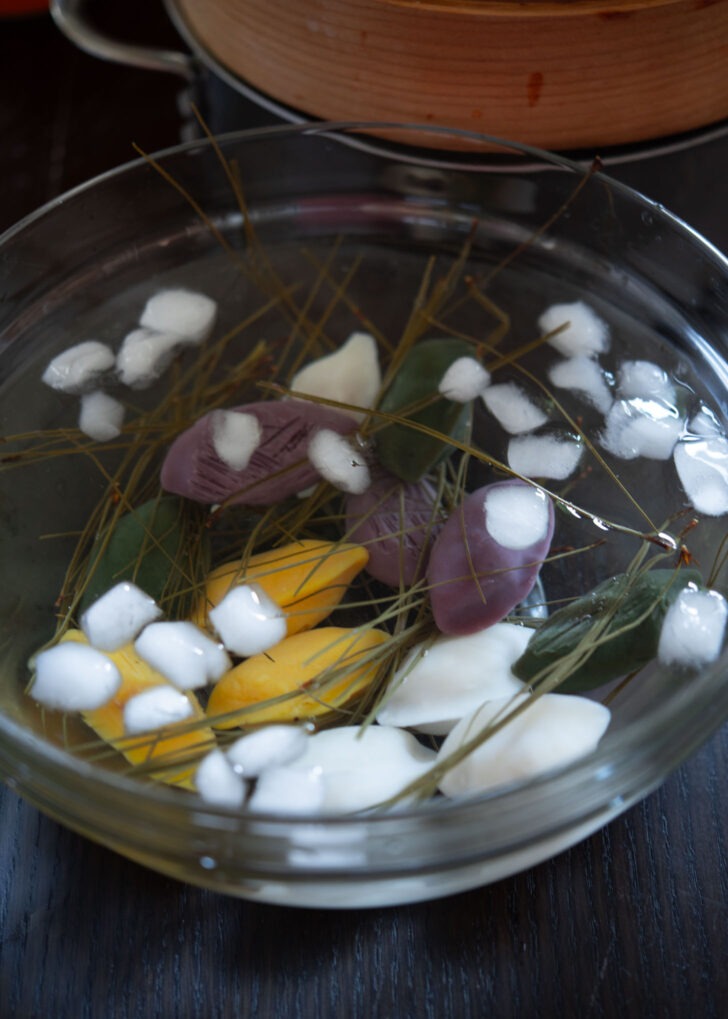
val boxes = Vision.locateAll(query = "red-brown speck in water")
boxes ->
[471,109,483,120]
[527,72,544,108]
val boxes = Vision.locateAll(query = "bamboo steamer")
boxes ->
[172,0,728,151]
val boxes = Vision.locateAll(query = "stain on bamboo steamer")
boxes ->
[174,0,728,151]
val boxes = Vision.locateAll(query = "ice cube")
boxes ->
[116,327,184,389]
[484,483,552,549]
[688,405,723,437]
[674,434,728,516]
[78,391,125,441]
[208,583,287,657]
[32,642,121,712]
[81,581,161,651]
[601,397,683,460]
[210,409,262,472]
[547,355,613,414]
[617,359,675,403]
[438,356,490,402]
[481,382,548,434]
[139,288,217,344]
[123,685,194,735]
[507,433,583,480]
[538,301,609,357]
[195,748,246,808]
[658,585,728,666]
[42,340,115,393]
[308,429,371,493]
[135,621,231,690]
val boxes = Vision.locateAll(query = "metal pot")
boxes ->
[50,0,728,251]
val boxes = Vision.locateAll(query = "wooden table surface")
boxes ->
[1,6,727,1018]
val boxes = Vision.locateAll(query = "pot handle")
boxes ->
[50,0,194,79]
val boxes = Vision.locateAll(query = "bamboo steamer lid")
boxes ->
[173,0,728,151]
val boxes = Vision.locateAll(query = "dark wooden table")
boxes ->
[1,7,727,1018]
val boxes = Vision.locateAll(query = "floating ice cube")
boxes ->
[116,327,184,389]
[290,331,381,422]
[484,483,552,549]
[195,748,246,808]
[688,404,723,437]
[438,356,491,402]
[78,391,125,441]
[658,585,728,667]
[617,359,676,403]
[210,409,262,472]
[208,583,287,657]
[437,693,611,798]
[376,623,530,735]
[507,433,583,481]
[226,725,308,777]
[269,725,436,813]
[247,765,325,815]
[547,356,613,414]
[601,397,683,460]
[139,288,217,344]
[538,300,609,358]
[80,581,161,651]
[308,429,371,493]
[32,642,121,712]
[123,685,194,735]
[481,383,548,434]
[42,340,115,393]
[135,621,231,690]
[674,435,728,516]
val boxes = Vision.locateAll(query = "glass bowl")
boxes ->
[1,123,728,909]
